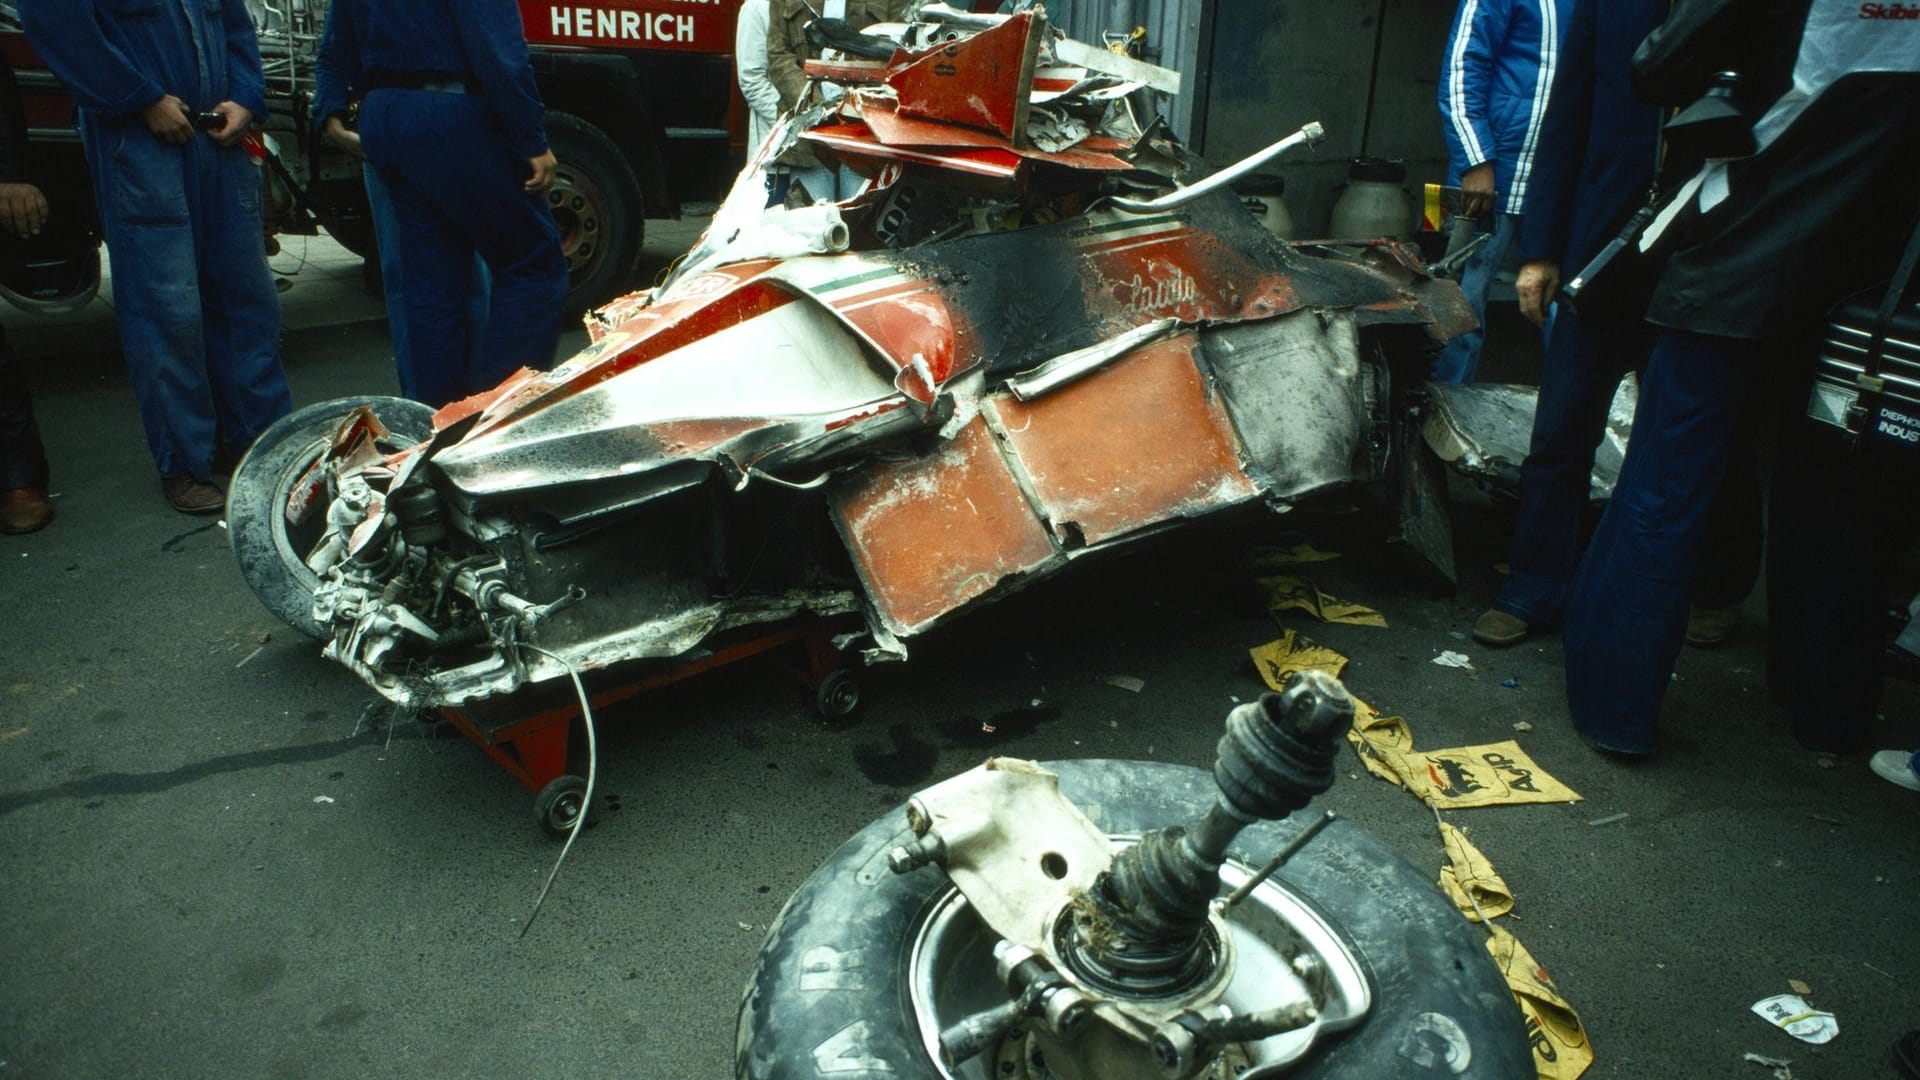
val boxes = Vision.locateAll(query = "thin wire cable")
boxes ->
[517,642,597,938]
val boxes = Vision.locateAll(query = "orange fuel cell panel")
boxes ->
[831,416,1061,637]
[984,336,1261,547]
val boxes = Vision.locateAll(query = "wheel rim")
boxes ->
[548,166,605,279]
[904,838,1373,1079]
[263,425,428,601]
[547,792,584,832]
[827,680,859,715]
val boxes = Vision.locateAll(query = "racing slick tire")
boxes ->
[227,395,437,640]
[736,759,1533,1080]
[545,111,645,317]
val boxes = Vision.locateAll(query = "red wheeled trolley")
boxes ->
[435,617,860,836]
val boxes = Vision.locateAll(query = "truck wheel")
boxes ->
[227,396,437,639]
[736,759,1533,1079]
[545,111,645,316]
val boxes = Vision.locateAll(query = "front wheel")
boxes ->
[226,396,437,639]
[736,760,1532,1079]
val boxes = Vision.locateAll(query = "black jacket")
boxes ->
[1636,0,1920,343]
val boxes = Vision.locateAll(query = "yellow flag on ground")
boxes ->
[1248,541,1342,568]
[1346,716,1582,809]
[1258,574,1388,628]
[1346,702,1418,786]
[1249,630,1349,690]
[1487,924,1594,1080]
[1437,822,1514,922]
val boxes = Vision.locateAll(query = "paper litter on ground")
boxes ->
[1102,674,1145,694]
[1258,573,1387,628]
[1750,993,1838,1045]
[1488,924,1594,1079]
[1437,822,1514,922]
[1346,712,1582,808]
[1432,650,1474,670]
[1248,629,1348,691]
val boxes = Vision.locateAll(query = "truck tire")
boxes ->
[227,396,437,639]
[736,759,1533,1079]
[545,111,645,316]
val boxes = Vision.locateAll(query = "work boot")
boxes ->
[0,488,53,534]
[162,474,224,515]
[1471,608,1529,648]
[1684,603,1740,648]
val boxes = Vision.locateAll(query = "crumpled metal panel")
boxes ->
[985,333,1260,547]
[831,415,1062,637]
[1422,378,1635,499]
[1200,309,1382,501]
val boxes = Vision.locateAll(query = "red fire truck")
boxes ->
[0,0,745,315]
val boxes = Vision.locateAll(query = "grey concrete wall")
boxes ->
[1195,0,1454,238]
[1051,0,1456,239]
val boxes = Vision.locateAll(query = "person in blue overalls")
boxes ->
[311,0,492,406]
[349,0,568,406]
[20,0,293,514]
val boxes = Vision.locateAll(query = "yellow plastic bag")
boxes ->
[1249,630,1348,691]
[1487,924,1594,1079]
[1437,822,1514,922]
[1258,574,1387,628]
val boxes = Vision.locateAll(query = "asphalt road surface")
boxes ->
[2,239,1916,1080]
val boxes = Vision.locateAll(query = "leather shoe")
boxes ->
[1471,608,1529,648]
[0,488,53,534]
[162,474,224,515]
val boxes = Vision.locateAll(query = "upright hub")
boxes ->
[1062,671,1352,998]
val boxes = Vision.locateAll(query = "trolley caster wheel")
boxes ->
[533,774,589,839]
[814,670,861,720]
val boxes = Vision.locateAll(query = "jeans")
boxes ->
[1495,306,1761,625]
[1432,212,1519,383]
[362,164,492,403]
[359,90,567,407]
[79,118,291,478]
[1562,329,1755,753]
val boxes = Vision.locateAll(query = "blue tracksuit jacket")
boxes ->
[1438,0,1569,216]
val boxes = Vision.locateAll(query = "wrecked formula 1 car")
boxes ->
[226,6,1473,711]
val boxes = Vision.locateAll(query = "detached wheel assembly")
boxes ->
[533,774,589,839]
[737,674,1532,1080]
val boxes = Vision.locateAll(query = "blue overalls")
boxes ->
[353,0,567,404]
[313,0,492,405]
[19,0,291,480]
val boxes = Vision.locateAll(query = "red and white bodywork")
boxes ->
[236,8,1472,707]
